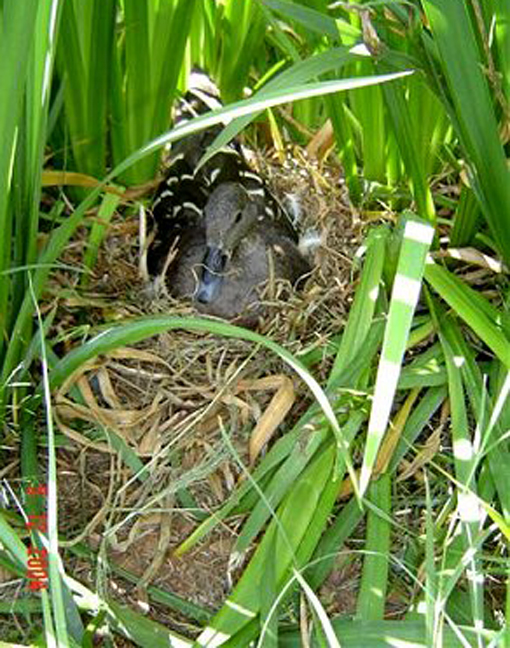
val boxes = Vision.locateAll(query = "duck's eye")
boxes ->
[233,211,243,224]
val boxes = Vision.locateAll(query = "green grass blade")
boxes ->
[197,56,408,173]
[122,0,152,182]
[360,216,434,495]
[257,5,302,63]
[294,568,341,648]
[86,0,115,177]
[259,530,278,648]
[382,79,436,223]
[31,280,79,645]
[218,0,267,101]
[406,74,450,179]
[424,262,510,370]
[326,92,363,203]
[279,618,498,647]
[260,0,351,40]
[494,0,510,104]
[329,225,388,384]
[9,0,63,364]
[195,445,336,645]
[450,186,482,247]
[435,312,485,638]
[0,0,39,363]
[423,471,437,648]
[433,311,510,522]
[18,0,63,268]
[307,494,365,589]
[0,514,27,573]
[150,0,197,139]
[105,598,193,647]
[423,0,510,265]
[81,192,121,284]
[349,59,387,184]
[57,0,88,172]
[356,474,392,621]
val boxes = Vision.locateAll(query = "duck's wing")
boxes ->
[148,71,224,275]
[172,68,243,172]
[150,69,300,275]
[173,70,298,240]
[152,156,207,225]
[148,156,208,276]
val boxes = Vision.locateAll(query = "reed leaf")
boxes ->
[0,0,39,364]
[422,0,510,265]
[360,216,434,495]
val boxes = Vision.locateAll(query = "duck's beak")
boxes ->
[196,246,227,303]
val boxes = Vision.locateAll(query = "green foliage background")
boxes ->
[0,0,508,646]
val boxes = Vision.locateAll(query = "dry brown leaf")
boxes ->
[435,247,506,273]
[54,409,114,453]
[106,346,172,367]
[42,170,123,195]
[376,388,421,474]
[137,496,174,593]
[138,411,163,456]
[237,375,295,464]
[397,426,442,482]
[208,471,225,500]
[56,374,166,448]
[96,366,123,409]
[306,119,335,161]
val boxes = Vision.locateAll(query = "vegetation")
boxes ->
[0,0,508,646]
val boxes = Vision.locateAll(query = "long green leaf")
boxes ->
[0,0,40,363]
[197,54,408,172]
[425,262,510,371]
[360,216,434,495]
[423,0,510,265]
[260,0,352,40]
[383,79,436,223]
[329,225,388,383]
[279,618,497,647]
[435,311,485,638]
[195,445,336,645]
[356,474,392,621]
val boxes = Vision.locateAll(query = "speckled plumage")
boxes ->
[148,71,310,323]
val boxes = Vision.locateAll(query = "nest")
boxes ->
[46,145,361,616]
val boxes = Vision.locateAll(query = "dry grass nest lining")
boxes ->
[50,146,360,609]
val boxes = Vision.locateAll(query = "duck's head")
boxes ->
[196,182,259,304]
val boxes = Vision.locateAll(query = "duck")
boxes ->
[148,70,311,324]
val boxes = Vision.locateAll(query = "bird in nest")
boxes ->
[147,70,311,326]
